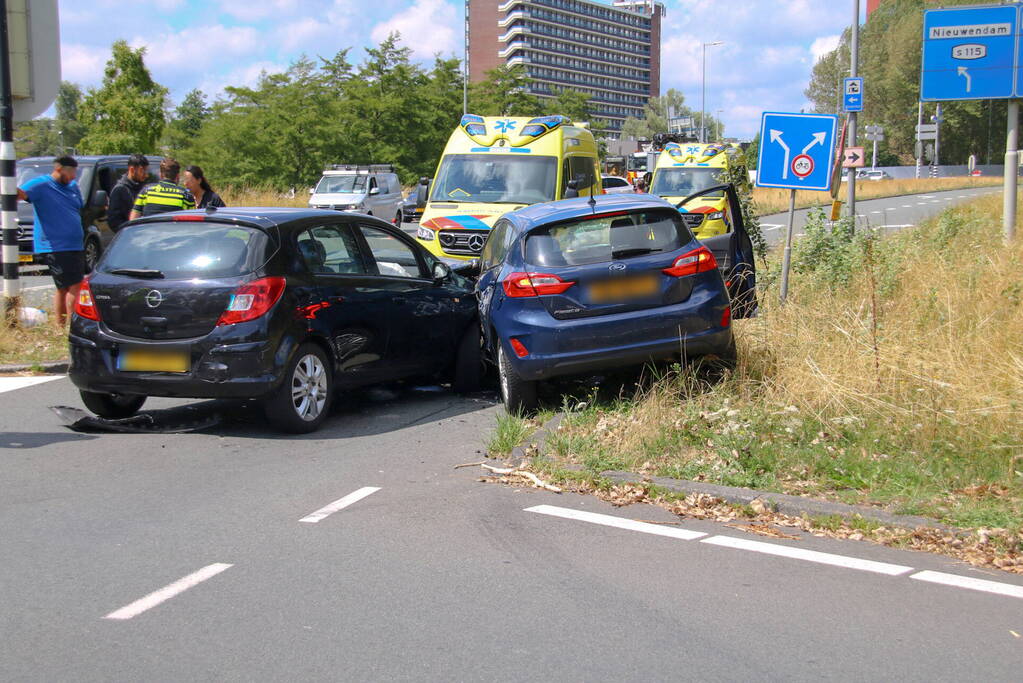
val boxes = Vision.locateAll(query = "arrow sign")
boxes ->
[770,129,791,179]
[842,146,865,168]
[958,66,972,92]
[802,132,827,155]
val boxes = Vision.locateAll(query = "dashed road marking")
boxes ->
[0,376,62,394]
[910,570,1023,599]
[104,563,233,620]
[700,535,913,576]
[902,204,913,208]
[920,195,935,199]
[525,505,707,540]
[299,486,381,523]
[870,211,882,215]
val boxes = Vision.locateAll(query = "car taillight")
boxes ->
[509,337,529,357]
[502,272,576,298]
[171,214,206,221]
[721,305,731,328]
[74,277,100,321]
[217,277,286,326]
[663,246,718,278]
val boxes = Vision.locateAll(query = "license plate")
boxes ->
[588,275,659,303]
[117,349,190,373]
[19,254,32,263]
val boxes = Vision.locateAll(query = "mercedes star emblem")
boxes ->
[468,234,486,251]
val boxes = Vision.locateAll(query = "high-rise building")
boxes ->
[467,0,664,137]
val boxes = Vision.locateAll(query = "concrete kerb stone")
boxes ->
[509,412,564,463]
[599,470,956,534]
[0,360,68,374]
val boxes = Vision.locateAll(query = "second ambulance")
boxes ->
[649,143,749,239]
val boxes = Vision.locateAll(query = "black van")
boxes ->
[16,155,162,272]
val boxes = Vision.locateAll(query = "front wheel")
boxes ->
[264,343,333,433]
[497,343,537,415]
[80,390,146,418]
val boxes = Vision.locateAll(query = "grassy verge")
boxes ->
[753,176,1001,216]
[0,321,67,367]
[491,193,1023,567]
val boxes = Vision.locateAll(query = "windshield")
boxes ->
[99,222,270,279]
[651,167,725,198]
[431,154,557,205]
[16,163,93,199]
[315,175,367,194]
[627,156,648,172]
[525,209,692,267]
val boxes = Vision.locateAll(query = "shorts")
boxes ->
[43,250,85,290]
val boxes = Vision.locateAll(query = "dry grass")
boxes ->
[0,320,67,366]
[218,186,309,208]
[538,193,1023,533]
[753,176,1002,215]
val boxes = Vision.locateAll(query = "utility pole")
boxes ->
[1,0,19,320]
[846,0,860,226]
[915,100,923,178]
[462,0,469,115]
[1005,100,1018,242]
[700,41,722,143]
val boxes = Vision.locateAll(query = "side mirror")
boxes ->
[369,186,380,196]
[565,178,581,199]
[91,190,108,209]
[416,179,431,208]
[308,187,315,195]
[432,260,451,284]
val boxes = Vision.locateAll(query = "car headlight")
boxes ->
[417,226,435,241]
[707,211,724,221]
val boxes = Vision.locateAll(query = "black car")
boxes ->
[68,208,482,433]
[17,155,163,271]
[401,192,422,223]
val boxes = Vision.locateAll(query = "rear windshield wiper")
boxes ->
[611,247,661,259]
[108,268,165,279]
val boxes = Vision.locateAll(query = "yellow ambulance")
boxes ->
[648,142,749,239]
[415,114,600,260]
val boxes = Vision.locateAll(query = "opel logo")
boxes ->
[468,234,486,251]
[144,289,163,308]
[609,262,627,272]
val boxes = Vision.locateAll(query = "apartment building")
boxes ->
[468,0,664,136]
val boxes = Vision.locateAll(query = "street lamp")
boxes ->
[701,41,723,143]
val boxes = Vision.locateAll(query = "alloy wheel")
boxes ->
[291,353,328,421]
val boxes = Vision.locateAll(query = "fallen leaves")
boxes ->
[725,522,800,540]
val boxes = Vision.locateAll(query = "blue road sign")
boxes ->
[843,77,863,112]
[921,4,1018,101]
[756,112,839,192]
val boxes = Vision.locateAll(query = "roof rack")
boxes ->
[324,163,395,174]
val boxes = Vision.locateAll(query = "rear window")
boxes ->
[99,222,270,279]
[524,209,693,267]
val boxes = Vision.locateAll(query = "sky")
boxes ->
[56,0,865,139]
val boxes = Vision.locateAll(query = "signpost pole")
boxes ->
[779,189,797,304]
[0,0,19,321]
[1004,99,1018,243]
[846,0,860,227]
[915,100,923,178]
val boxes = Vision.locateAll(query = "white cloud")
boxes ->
[216,0,301,21]
[198,60,289,101]
[370,0,460,60]
[60,43,108,86]
[129,25,261,72]
[810,35,841,63]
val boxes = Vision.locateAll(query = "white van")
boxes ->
[309,164,404,224]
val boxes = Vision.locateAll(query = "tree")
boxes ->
[53,81,86,153]
[77,41,168,154]
[469,65,542,116]
[14,119,59,157]
[162,88,210,154]
[618,89,720,141]
[543,88,591,123]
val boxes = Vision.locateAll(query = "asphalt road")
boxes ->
[759,185,1002,247]
[1,375,1022,681]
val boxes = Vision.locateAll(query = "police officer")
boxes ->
[129,157,195,218]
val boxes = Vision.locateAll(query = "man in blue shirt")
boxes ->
[17,156,85,326]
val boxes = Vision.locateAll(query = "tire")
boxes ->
[452,322,483,394]
[84,237,102,273]
[80,390,146,419]
[263,343,333,433]
[497,342,538,415]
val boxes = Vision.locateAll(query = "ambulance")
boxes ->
[648,142,749,239]
[415,114,600,260]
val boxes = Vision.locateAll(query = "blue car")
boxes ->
[475,190,755,413]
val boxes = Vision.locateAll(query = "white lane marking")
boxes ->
[911,570,1023,600]
[700,535,914,576]
[870,211,882,214]
[885,224,915,229]
[902,204,913,208]
[299,486,381,523]
[942,197,953,201]
[920,195,935,199]
[0,376,62,394]
[104,563,233,620]
[917,202,927,205]
[525,504,707,540]
[21,284,53,292]
[930,200,940,204]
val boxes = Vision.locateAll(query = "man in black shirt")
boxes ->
[108,154,149,233]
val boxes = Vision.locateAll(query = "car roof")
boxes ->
[502,194,675,230]
[18,155,164,166]
[130,207,388,231]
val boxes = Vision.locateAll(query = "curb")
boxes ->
[0,360,68,374]
[600,470,954,534]
[510,412,564,462]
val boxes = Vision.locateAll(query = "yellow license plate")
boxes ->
[19,254,32,263]
[588,275,659,303]
[118,349,190,373]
